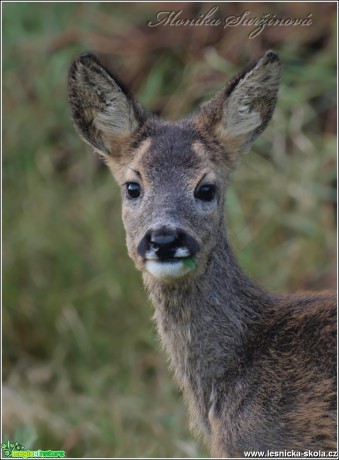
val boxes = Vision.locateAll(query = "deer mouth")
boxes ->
[144,254,197,280]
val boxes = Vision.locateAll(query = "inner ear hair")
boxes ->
[199,51,281,154]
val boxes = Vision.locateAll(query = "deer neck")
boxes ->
[142,220,271,435]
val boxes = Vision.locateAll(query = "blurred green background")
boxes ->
[3,2,336,458]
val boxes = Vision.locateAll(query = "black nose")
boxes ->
[137,226,200,260]
[149,228,180,259]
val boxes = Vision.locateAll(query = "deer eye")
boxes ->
[194,184,216,202]
[126,182,141,199]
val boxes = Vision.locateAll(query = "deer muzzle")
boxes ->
[137,226,200,279]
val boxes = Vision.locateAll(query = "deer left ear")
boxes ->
[68,53,146,159]
[199,51,281,155]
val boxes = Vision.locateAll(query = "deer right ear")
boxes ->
[198,51,281,157]
[68,53,145,158]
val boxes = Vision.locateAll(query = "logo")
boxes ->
[1,440,65,458]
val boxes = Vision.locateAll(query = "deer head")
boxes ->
[68,51,281,282]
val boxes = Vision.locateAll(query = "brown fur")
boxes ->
[68,51,337,457]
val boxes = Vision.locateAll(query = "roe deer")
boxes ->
[68,51,337,457]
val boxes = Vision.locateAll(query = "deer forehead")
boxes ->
[122,125,219,187]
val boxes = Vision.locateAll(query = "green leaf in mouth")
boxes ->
[182,256,197,271]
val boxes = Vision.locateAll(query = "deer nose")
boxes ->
[149,229,179,259]
[137,226,200,261]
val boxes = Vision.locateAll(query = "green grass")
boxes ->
[2,2,336,458]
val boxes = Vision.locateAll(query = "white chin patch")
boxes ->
[145,260,193,280]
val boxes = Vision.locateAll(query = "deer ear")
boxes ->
[200,51,281,155]
[68,53,145,158]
